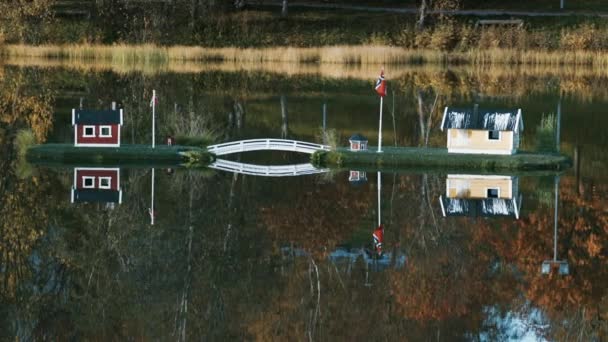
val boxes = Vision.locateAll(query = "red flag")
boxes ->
[373,224,384,255]
[149,93,158,107]
[374,69,386,97]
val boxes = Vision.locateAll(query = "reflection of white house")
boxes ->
[440,106,523,155]
[439,174,522,219]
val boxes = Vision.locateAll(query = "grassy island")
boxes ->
[26,144,215,167]
[312,147,571,172]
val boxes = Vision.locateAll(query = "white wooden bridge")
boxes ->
[207,139,331,156]
[209,159,328,177]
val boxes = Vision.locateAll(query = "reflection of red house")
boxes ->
[72,108,123,147]
[71,167,122,204]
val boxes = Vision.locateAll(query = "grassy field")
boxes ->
[312,147,572,171]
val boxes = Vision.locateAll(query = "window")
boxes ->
[351,142,360,150]
[83,176,95,188]
[83,126,95,137]
[99,126,112,138]
[487,188,500,198]
[99,177,112,189]
[488,130,500,140]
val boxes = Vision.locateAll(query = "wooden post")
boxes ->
[553,176,559,261]
[391,90,397,146]
[280,95,288,139]
[556,97,561,152]
[79,97,84,109]
[560,0,565,9]
[574,145,581,196]
[322,103,327,133]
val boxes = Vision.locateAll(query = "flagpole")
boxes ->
[152,89,156,149]
[377,171,381,227]
[378,96,383,153]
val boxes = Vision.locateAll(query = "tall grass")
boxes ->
[536,113,557,152]
[15,129,36,157]
[14,130,37,179]
[317,128,339,150]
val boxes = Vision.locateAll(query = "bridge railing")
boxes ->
[207,139,331,156]
[210,159,328,177]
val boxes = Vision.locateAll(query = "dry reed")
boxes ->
[6,43,608,68]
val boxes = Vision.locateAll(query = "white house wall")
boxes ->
[447,129,515,155]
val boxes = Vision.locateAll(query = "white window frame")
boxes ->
[98,177,112,189]
[83,125,96,137]
[99,125,112,138]
[82,176,96,188]
[486,187,501,198]
[487,130,501,141]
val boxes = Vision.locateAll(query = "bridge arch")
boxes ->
[207,139,331,156]
[209,159,328,177]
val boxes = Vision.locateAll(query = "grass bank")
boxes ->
[26,144,215,167]
[6,43,608,68]
[312,147,571,171]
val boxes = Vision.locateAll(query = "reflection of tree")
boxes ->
[0,67,55,301]
[512,177,608,340]
[260,177,373,256]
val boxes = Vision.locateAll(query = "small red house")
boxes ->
[72,108,123,147]
[71,167,122,204]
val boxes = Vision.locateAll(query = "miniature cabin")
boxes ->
[439,174,523,219]
[71,167,122,204]
[348,170,367,185]
[349,134,368,151]
[440,106,523,155]
[72,108,123,147]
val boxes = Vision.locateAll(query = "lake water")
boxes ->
[0,62,606,341]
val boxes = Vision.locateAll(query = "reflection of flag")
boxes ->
[374,69,386,97]
[150,93,158,107]
[373,225,384,255]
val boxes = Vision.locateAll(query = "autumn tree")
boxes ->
[417,0,461,30]
[0,0,54,43]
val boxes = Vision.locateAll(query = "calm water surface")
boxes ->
[0,64,606,341]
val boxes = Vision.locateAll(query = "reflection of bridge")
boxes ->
[209,159,328,177]
[207,139,331,177]
[207,139,331,156]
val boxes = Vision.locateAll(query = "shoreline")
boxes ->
[312,147,572,172]
[4,44,608,68]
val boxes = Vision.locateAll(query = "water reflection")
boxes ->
[1,63,607,340]
[440,174,522,219]
[70,167,122,205]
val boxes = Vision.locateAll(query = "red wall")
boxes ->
[76,124,120,145]
[76,169,119,190]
